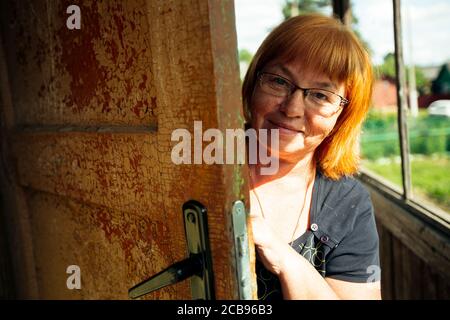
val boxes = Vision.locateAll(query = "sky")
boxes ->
[234,0,450,67]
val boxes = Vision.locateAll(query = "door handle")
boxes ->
[128,200,215,299]
[128,254,203,299]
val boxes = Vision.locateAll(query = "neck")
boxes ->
[249,152,317,188]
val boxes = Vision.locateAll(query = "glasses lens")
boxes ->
[306,89,340,105]
[259,73,291,97]
[305,89,342,116]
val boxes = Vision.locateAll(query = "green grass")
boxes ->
[363,155,450,212]
[361,109,450,160]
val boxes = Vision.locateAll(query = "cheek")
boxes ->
[250,94,278,122]
[306,115,339,139]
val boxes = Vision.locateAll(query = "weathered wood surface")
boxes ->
[13,132,161,214]
[368,181,450,299]
[0,0,157,126]
[27,190,178,299]
[368,184,450,284]
[0,0,253,299]
[377,224,450,300]
[378,225,393,300]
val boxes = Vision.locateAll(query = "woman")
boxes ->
[242,14,381,300]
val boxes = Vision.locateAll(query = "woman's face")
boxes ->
[250,59,346,162]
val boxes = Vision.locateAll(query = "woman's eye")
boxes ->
[270,76,289,86]
[311,91,329,101]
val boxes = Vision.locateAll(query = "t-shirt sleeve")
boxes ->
[325,189,380,283]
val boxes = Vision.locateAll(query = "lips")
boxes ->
[268,120,303,134]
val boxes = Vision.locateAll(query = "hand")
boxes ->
[250,213,293,276]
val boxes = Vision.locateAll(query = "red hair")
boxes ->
[242,14,373,180]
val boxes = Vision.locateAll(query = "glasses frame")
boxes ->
[257,72,350,108]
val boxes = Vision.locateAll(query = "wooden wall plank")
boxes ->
[392,236,405,299]
[13,131,162,215]
[0,22,40,299]
[146,0,249,299]
[379,224,394,300]
[421,263,438,299]
[0,197,15,299]
[401,244,423,299]
[437,276,450,299]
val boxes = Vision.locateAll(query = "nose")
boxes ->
[279,89,306,118]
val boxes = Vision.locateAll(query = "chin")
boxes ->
[269,141,307,159]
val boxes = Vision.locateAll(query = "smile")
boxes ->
[268,120,304,136]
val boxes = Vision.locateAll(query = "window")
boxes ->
[354,0,450,221]
[352,0,404,192]
[401,0,450,215]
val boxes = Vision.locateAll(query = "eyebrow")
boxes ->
[274,64,337,91]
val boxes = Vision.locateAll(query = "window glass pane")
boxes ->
[352,0,403,191]
[402,0,450,214]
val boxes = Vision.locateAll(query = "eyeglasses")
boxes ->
[257,72,349,117]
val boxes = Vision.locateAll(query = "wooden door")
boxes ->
[0,0,255,299]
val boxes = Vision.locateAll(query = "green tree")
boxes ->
[432,63,450,94]
[238,49,254,81]
[377,53,396,79]
[282,0,330,19]
[414,67,429,95]
[239,48,253,65]
[375,52,430,94]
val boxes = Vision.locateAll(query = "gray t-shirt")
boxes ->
[256,169,380,300]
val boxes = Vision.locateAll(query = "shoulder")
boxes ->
[317,171,370,202]
[316,171,372,214]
